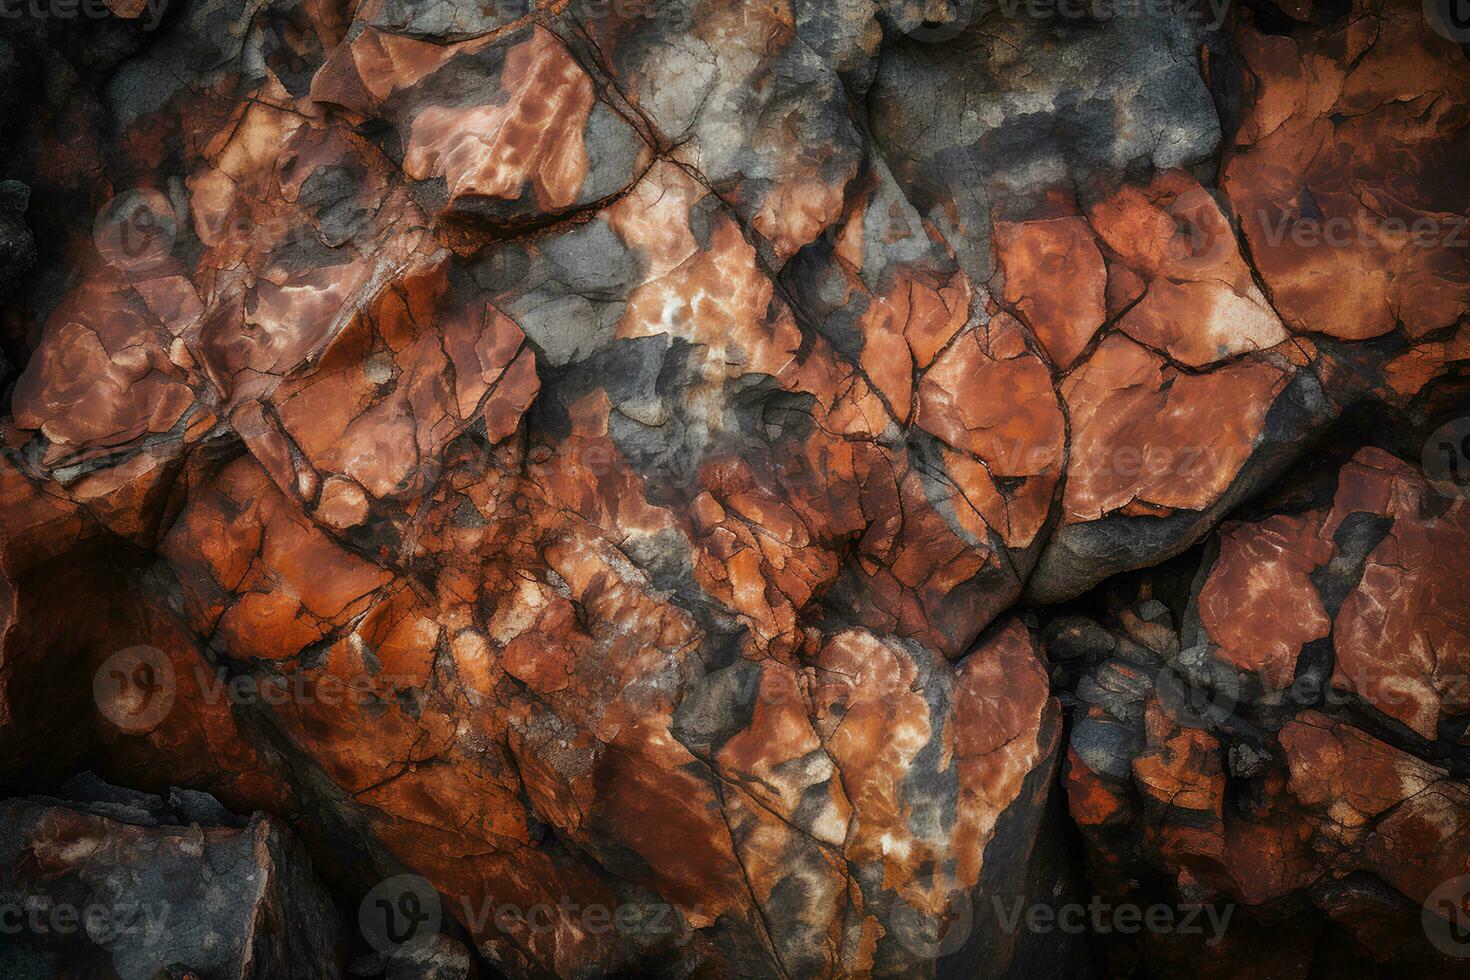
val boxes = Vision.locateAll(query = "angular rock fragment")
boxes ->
[0,777,345,979]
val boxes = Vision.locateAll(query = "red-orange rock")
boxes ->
[1222,0,1470,341]
[1062,449,1470,977]
[1,0,1467,976]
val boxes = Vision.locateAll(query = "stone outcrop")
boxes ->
[0,774,345,979]
[0,0,1465,976]
[1061,449,1470,978]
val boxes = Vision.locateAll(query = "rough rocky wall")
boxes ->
[0,0,1465,977]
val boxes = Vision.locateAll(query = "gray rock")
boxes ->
[0,180,36,305]
[385,933,475,980]
[0,785,346,980]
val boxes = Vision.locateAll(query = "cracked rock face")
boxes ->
[1062,449,1470,978]
[0,0,1466,977]
[0,775,345,980]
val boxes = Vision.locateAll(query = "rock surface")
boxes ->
[0,775,345,979]
[0,0,1465,977]
[1061,449,1470,977]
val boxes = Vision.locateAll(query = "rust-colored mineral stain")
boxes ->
[404,28,595,211]
[1199,513,1333,689]
[1062,335,1288,522]
[1223,6,1470,342]
[1086,171,1288,367]
[994,216,1106,370]
[12,276,195,456]
[1327,451,1470,740]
